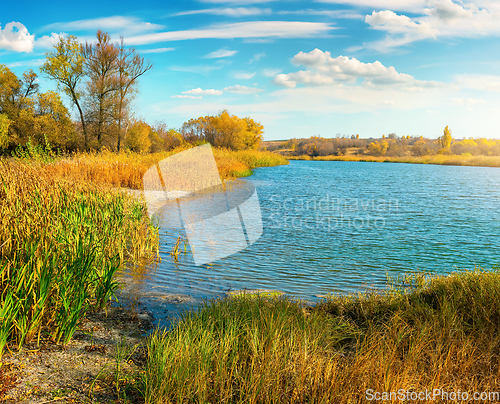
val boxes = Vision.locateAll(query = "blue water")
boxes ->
[118,160,500,325]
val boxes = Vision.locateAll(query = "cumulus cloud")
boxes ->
[204,49,237,58]
[224,85,264,94]
[35,32,62,49]
[182,87,224,95]
[272,48,443,90]
[172,7,271,17]
[0,22,34,52]
[359,1,500,51]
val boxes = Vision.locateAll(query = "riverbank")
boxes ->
[143,267,500,403]
[0,148,288,402]
[286,153,500,167]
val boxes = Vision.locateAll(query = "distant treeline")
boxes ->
[268,128,500,157]
[0,31,263,154]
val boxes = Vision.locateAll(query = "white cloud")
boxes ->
[234,72,256,79]
[359,1,500,51]
[35,32,62,49]
[197,0,279,3]
[315,0,428,13]
[204,49,237,58]
[273,48,443,90]
[0,22,34,52]
[141,47,175,53]
[249,52,265,63]
[456,74,500,92]
[43,16,163,35]
[6,58,45,68]
[172,95,203,99]
[262,68,282,77]
[451,98,486,106]
[277,9,364,19]
[172,7,271,17]
[182,87,224,95]
[224,85,264,94]
[170,64,225,75]
[126,21,335,45]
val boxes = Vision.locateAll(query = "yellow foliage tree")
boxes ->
[180,110,263,150]
[126,120,152,152]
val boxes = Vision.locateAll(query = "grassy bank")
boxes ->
[0,147,287,358]
[38,146,288,190]
[141,268,500,403]
[287,153,500,167]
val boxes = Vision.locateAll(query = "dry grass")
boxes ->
[288,154,500,167]
[142,268,500,403]
[38,146,289,190]
[0,160,159,355]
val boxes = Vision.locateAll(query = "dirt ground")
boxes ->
[0,303,154,404]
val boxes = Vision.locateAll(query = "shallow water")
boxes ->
[117,160,500,327]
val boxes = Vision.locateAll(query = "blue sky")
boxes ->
[2,0,500,140]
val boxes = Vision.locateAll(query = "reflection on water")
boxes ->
[116,161,500,328]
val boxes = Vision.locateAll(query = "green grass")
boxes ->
[0,161,159,354]
[141,268,500,403]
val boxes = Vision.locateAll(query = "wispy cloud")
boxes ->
[43,16,163,35]
[234,71,256,79]
[204,49,237,58]
[170,64,225,75]
[249,52,265,63]
[141,47,175,53]
[172,95,203,99]
[0,22,34,53]
[6,58,45,68]
[126,21,336,45]
[224,85,264,94]
[277,9,363,19]
[172,7,271,17]
[262,68,282,77]
[182,87,224,95]
[315,0,427,13]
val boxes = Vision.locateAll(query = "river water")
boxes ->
[117,160,500,327]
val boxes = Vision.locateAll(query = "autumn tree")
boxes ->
[115,37,152,152]
[439,125,452,149]
[0,65,75,150]
[82,30,120,146]
[126,120,152,152]
[41,35,88,147]
[180,110,263,150]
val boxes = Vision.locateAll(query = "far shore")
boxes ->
[284,153,500,168]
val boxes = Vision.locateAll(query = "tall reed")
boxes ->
[0,160,159,354]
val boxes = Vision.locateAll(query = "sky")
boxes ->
[2,0,500,140]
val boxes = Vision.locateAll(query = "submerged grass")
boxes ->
[288,153,500,168]
[0,160,159,355]
[142,268,500,403]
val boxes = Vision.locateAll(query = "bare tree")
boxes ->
[115,38,152,152]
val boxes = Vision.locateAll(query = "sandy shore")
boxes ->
[0,303,153,403]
